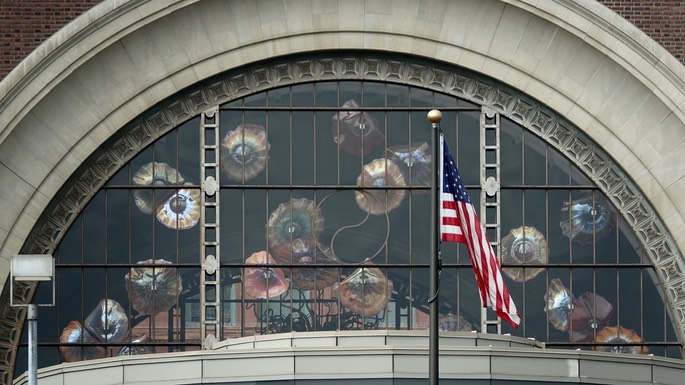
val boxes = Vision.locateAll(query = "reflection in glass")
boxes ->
[220,123,270,181]
[132,162,185,214]
[387,142,432,188]
[336,265,393,317]
[271,239,341,290]
[117,333,155,356]
[500,226,548,282]
[569,292,614,342]
[59,321,107,362]
[593,326,649,354]
[243,251,289,299]
[545,279,574,331]
[155,185,201,230]
[267,198,325,250]
[125,259,183,316]
[560,194,614,244]
[438,313,473,332]
[355,158,407,215]
[331,99,383,157]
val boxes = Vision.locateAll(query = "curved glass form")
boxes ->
[17,81,681,375]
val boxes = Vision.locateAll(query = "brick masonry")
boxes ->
[598,0,685,62]
[0,0,103,80]
[0,0,684,81]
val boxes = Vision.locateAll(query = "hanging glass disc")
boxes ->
[568,292,614,342]
[267,198,325,250]
[387,141,432,188]
[271,239,341,290]
[544,279,574,332]
[132,162,185,215]
[155,185,201,230]
[243,251,290,299]
[500,226,548,282]
[331,99,384,157]
[220,123,270,181]
[125,259,183,316]
[560,195,614,244]
[593,326,649,354]
[355,158,407,215]
[336,265,393,317]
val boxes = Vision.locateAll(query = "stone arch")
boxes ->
[1,0,685,382]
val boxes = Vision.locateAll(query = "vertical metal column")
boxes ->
[200,107,221,349]
[27,304,37,385]
[480,107,502,334]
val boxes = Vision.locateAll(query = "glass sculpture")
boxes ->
[500,226,548,282]
[125,259,183,316]
[271,239,341,290]
[560,195,614,244]
[59,299,129,362]
[267,198,325,250]
[545,278,574,331]
[593,326,649,354]
[85,298,130,343]
[132,162,185,215]
[243,251,289,299]
[336,265,393,317]
[569,292,614,342]
[387,142,432,188]
[331,99,383,157]
[155,185,201,230]
[59,321,107,362]
[355,158,407,215]
[220,123,270,181]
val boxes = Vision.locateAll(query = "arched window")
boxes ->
[14,65,682,375]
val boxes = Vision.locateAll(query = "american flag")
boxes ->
[439,134,520,328]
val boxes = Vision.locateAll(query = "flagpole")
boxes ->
[427,109,442,385]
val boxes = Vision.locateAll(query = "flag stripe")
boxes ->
[441,193,465,242]
[438,134,520,329]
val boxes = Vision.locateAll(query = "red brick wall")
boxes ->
[1,0,684,81]
[597,0,685,62]
[0,0,102,80]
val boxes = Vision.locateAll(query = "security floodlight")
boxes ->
[11,254,53,281]
[10,254,55,385]
[10,254,55,307]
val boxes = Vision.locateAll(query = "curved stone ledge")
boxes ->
[212,330,545,351]
[13,331,685,385]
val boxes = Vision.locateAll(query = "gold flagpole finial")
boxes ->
[427,109,442,126]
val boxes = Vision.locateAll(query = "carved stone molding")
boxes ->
[2,52,683,383]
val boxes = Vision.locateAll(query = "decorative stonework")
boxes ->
[1,52,683,383]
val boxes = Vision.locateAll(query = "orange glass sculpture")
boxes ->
[125,259,183,316]
[355,158,407,215]
[336,265,393,317]
[243,251,289,299]
[593,326,649,354]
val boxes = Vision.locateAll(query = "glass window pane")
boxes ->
[501,118,523,185]
[292,111,314,185]
[30,80,681,374]
[523,130,546,185]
